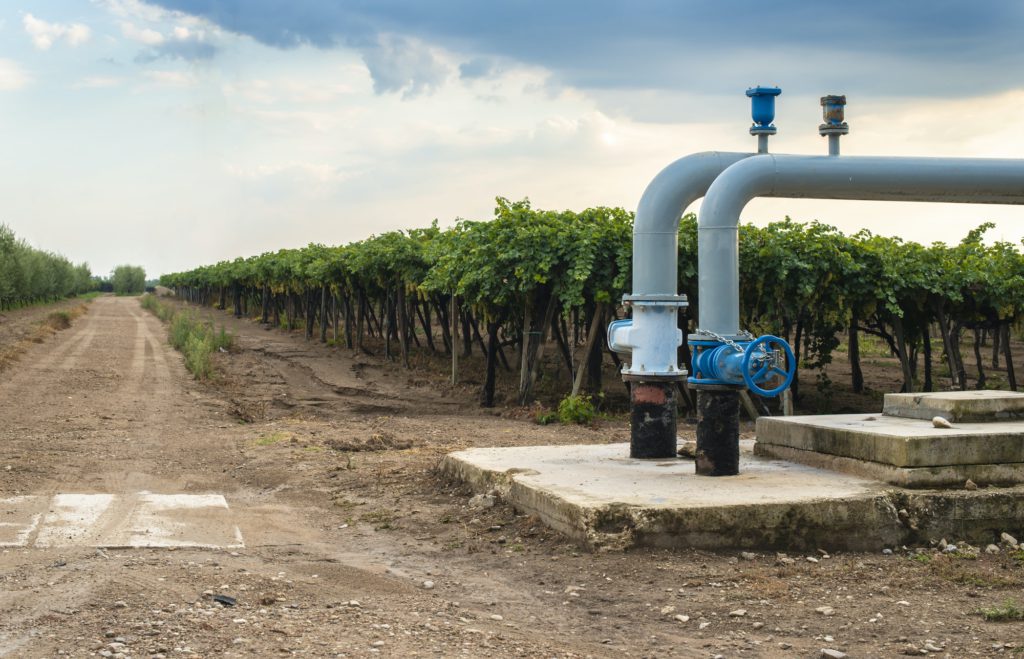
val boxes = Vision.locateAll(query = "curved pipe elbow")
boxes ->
[698,155,779,231]
[632,151,751,295]
[634,151,753,235]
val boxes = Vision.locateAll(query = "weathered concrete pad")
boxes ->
[756,414,1024,470]
[443,442,902,551]
[883,391,1024,422]
[442,442,1024,551]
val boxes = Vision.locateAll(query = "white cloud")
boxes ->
[0,59,30,90]
[97,0,178,23]
[120,21,164,45]
[360,33,453,99]
[23,14,91,50]
[73,76,123,89]
[225,162,358,185]
[142,70,197,87]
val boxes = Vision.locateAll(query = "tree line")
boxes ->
[160,199,1023,407]
[0,223,94,310]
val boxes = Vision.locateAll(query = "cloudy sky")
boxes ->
[2,1,1024,278]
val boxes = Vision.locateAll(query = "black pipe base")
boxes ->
[629,381,677,459]
[695,389,740,476]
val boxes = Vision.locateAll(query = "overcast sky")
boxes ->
[2,1,1024,278]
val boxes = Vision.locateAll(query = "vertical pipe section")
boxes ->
[827,134,840,156]
[627,152,752,459]
[630,382,677,458]
[695,390,740,475]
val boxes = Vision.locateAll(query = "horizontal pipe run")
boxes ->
[698,154,1024,335]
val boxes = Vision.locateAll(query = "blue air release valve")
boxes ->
[746,86,781,136]
[688,333,795,398]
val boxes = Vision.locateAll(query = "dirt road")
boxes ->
[1,297,1022,658]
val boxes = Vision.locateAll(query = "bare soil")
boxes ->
[1,296,1022,658]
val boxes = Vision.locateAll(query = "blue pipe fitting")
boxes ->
[688,334,795,397]
[746,86,781,136]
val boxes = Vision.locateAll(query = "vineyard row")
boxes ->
[160,199,1023,406]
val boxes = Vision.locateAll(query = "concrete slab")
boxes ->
[442,442,1024,551]
[756,414,1024,469]
[0,493,244,549]
[883,391,1024,422]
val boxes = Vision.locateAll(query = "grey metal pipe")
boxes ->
[633,151,752,296]
[698,154,1024,335]
[827,134,840,156]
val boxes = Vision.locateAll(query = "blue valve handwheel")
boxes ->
[741,335,795,397]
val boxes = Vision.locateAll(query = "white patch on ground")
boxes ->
[0,496,44,547]
[125,492,244,548]
[1,493,243,548]
[35,493,115,547]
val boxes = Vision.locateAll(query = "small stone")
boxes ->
[752,622,764,629]
[779,643,792,650]
[740,551,757,561]
[895,600,910,606]
[468,494,497,509]
[699,622,711,630]
[348,600,362,608]
[112,601,128,609]
[806,556,819,564]
[964,479,978,490]
[674,614,689,623]
[422,580,435,590]
[931,416,952,428]
[489,614,503,621]
[821,650,847,659]
[779,557,796,565]
[660,605,675,615]
[881,548,893,555]
[901,645,927,656]
[938,538,948,550]
[943,544,958,553]
[923,642,944,652]
[815,606,835,616]
[986,544,1000,555]
[728,609,747,617]
[1001,532,1019,547]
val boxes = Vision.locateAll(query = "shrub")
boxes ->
[142,296,232,380]
[980,599,1024,621]
[45,311,71,330]
[557,394,596,425]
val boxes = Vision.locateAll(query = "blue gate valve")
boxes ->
[689,334,795,397]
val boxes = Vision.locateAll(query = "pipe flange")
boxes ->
[818,123,849,136]
[623,293,688,308]
[622,371,688,383]
[749,125,777,136]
